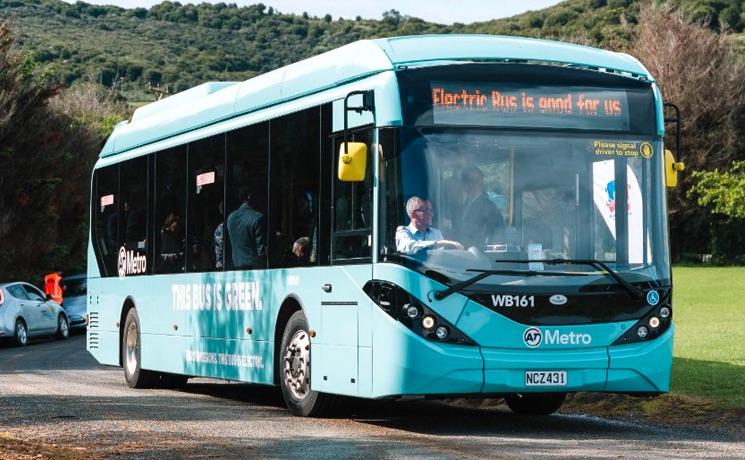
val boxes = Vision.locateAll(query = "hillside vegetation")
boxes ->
[1,0,745,279]
[2,0,744,101]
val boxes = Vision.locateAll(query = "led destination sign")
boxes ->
[431,82,630,131]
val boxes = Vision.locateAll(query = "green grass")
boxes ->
[671,267,745,407]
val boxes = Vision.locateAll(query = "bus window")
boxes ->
[269,108,321,268]
[225,122,269,271]
[154,146,187,274]
[188,134,225,272]
[332,129,373,263]
[92,165,119,277]
[120,156,150,274]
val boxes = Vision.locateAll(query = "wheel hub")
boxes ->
[284,330,310,400]
[125,322,139,376]
[17,323,26,344]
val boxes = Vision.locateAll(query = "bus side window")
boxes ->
[187,134,225,272]
[120,156,150,274]
[226,122,269,271]
[332,129,373,263]
[154,146,187,274]
[92,165,119,277]
[268,108,321,268]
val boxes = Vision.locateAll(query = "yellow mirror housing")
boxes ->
[338,142,367,182]
[665,149,685,188]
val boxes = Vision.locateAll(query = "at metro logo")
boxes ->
[523,327,592,348]
[544,329,592,345]
[118,246,147,278]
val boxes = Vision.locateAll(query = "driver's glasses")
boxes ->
[414,208,433,215]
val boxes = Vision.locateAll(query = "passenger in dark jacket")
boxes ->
[226,188,266,269]
[457,166,504,248]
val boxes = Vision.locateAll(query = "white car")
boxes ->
[0,282,69,346]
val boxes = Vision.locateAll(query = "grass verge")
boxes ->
[670,267,745,407]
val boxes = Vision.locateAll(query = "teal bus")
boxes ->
[87,35,683,416]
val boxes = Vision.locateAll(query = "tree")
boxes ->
[629,4,745,258]
[689,161,745,219]
[0,24,128,281]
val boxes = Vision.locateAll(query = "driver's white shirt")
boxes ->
[395,222,445,253]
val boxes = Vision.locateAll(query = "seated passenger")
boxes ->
[292,236,311,266]
[159,212,184,272]
[395,196,464,253]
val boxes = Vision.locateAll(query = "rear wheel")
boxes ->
[122,308,159,388]
[505,393,566,415]
[14,320,28,347]
[279,310,336,416]
[56,314,69,340]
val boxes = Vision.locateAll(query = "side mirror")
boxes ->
[45,293,52,301]
[338,142,367,182]
[665,149,685,188]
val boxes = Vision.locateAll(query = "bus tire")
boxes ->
[122,308,158,389]
[279,310,335,417]
[505,393,566,415]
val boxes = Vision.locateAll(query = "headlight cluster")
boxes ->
[612,292,672,346]
[364,280,475,346]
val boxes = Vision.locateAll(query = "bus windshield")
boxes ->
[379,127,671,293]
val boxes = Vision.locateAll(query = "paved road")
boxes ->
[1,335,743,459]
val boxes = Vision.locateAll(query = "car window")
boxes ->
[7,285,29,300]
[65,278,86,296]
[22,284,45,301]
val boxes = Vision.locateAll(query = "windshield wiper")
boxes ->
[433,258,644,301]
[495,258,645,301]
[433,268,587,301]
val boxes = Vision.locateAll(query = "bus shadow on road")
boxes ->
[344,399,735,442]
[180,381,286,408]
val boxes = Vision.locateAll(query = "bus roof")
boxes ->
[100,34,653,159]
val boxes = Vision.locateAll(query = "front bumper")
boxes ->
[370,316,674,397]
[68,315,87,330]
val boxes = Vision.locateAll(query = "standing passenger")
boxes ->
[457,166,503,248]
[227,187,266,269]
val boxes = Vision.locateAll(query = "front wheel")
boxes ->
[279,310,336,416]
[122,308,159,388]
[56,314,69,340]
[505,393,566,415]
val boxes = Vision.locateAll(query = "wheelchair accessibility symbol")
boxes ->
[647,290,660,306]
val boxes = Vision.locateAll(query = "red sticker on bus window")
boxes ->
[196,171,215,186]
[100,194,114,207]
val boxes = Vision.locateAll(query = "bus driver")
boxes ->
[395,196,464,253]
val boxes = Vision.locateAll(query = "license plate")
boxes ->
[525,371,567,386]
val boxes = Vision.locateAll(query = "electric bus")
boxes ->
[87,35,683,416]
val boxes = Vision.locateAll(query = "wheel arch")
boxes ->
[14,315,27,328]
[273,294,304,385]
[118,296,137,367]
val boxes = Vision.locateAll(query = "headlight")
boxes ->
[364,280,476,346]
[612,290,672,346]
[404,304,420,319]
